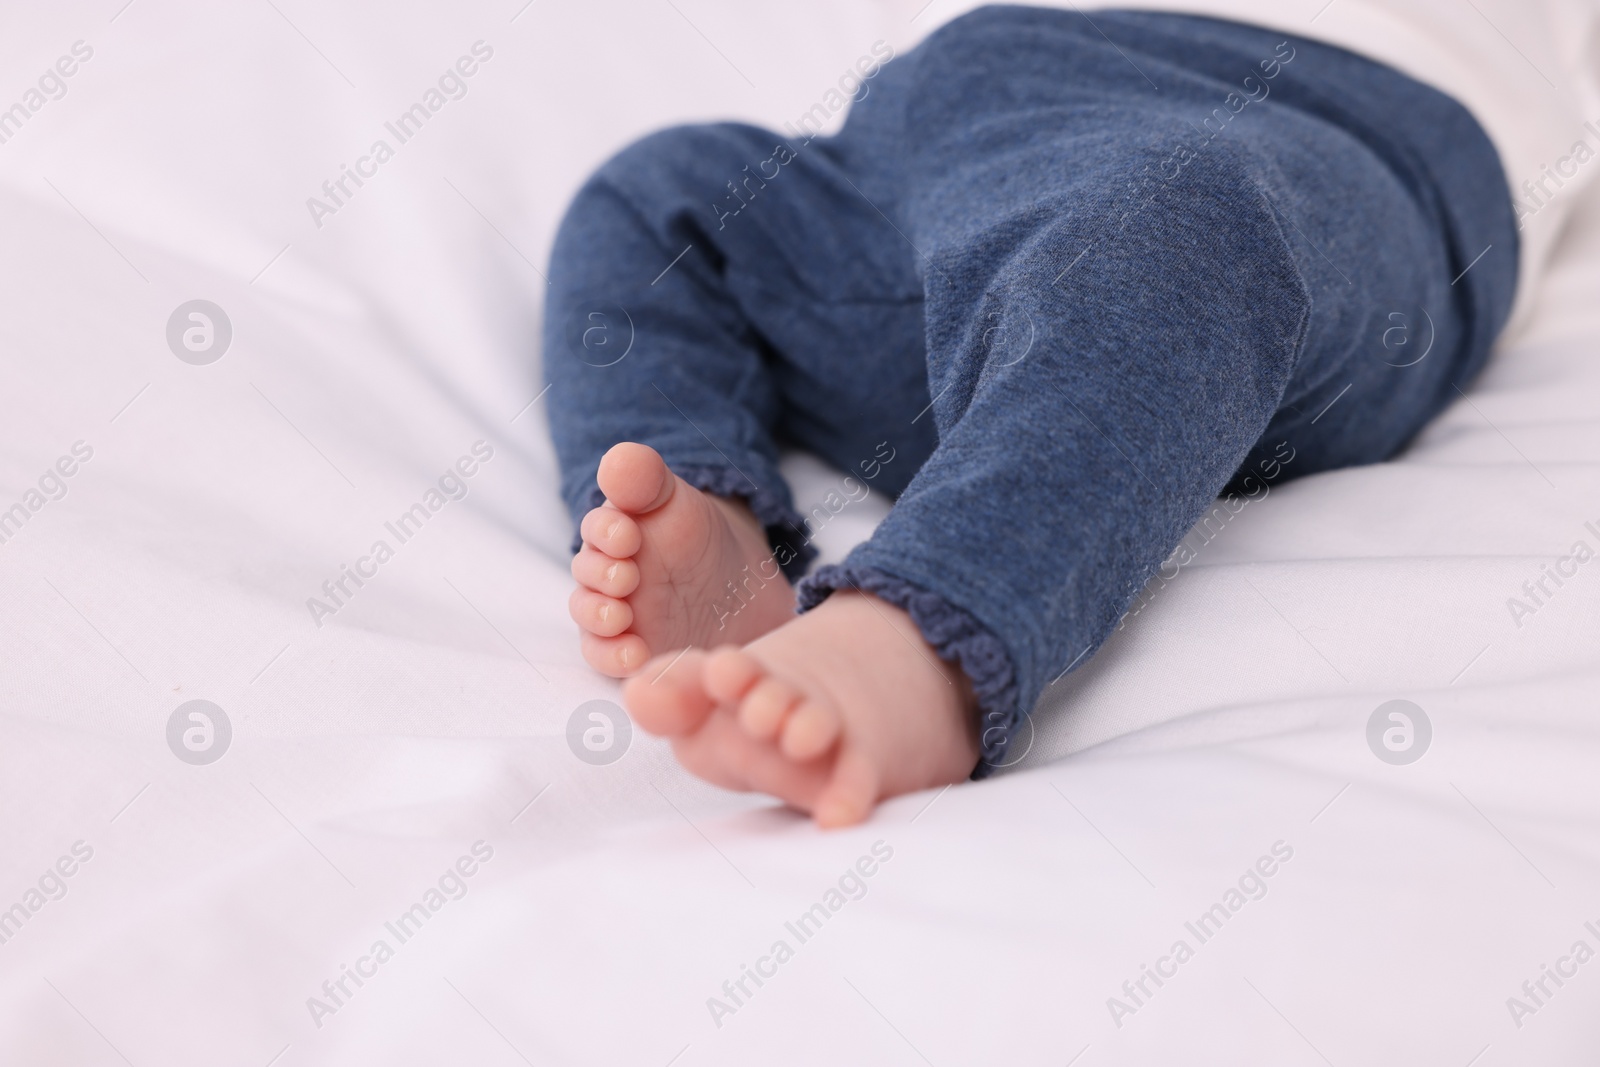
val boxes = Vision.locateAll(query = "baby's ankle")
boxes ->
[824,591,969,689]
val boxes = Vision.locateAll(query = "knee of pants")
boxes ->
[923,131,1313,419]
[546,119,793,338]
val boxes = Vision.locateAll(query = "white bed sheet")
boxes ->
[1,1,1597,1064]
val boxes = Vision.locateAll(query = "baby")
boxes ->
[543,5,1532,825]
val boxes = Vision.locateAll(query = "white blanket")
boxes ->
[2,2,1597,1063]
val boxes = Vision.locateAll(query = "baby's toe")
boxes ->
[813,748,880,829]
[580,632,649,678]
[571,546,639,597]
[568,588,633,637]
[596,442,675,514]
[670,707,788,794]
[779,699,841,761]
[580,506,641,558]
[702,715,832,809]
[737,677,802,741]
[702,647,764,704]
[623,648,713,735]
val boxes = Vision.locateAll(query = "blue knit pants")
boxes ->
[542,6,1517,768]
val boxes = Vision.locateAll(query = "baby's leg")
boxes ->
[624,8,1516,823]
[544,123,935,674]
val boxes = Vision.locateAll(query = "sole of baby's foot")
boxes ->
[622,591,979,828]
[569,442,796,677]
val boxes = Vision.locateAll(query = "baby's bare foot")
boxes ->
[622,591,979,827]
[569,443,795,676]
